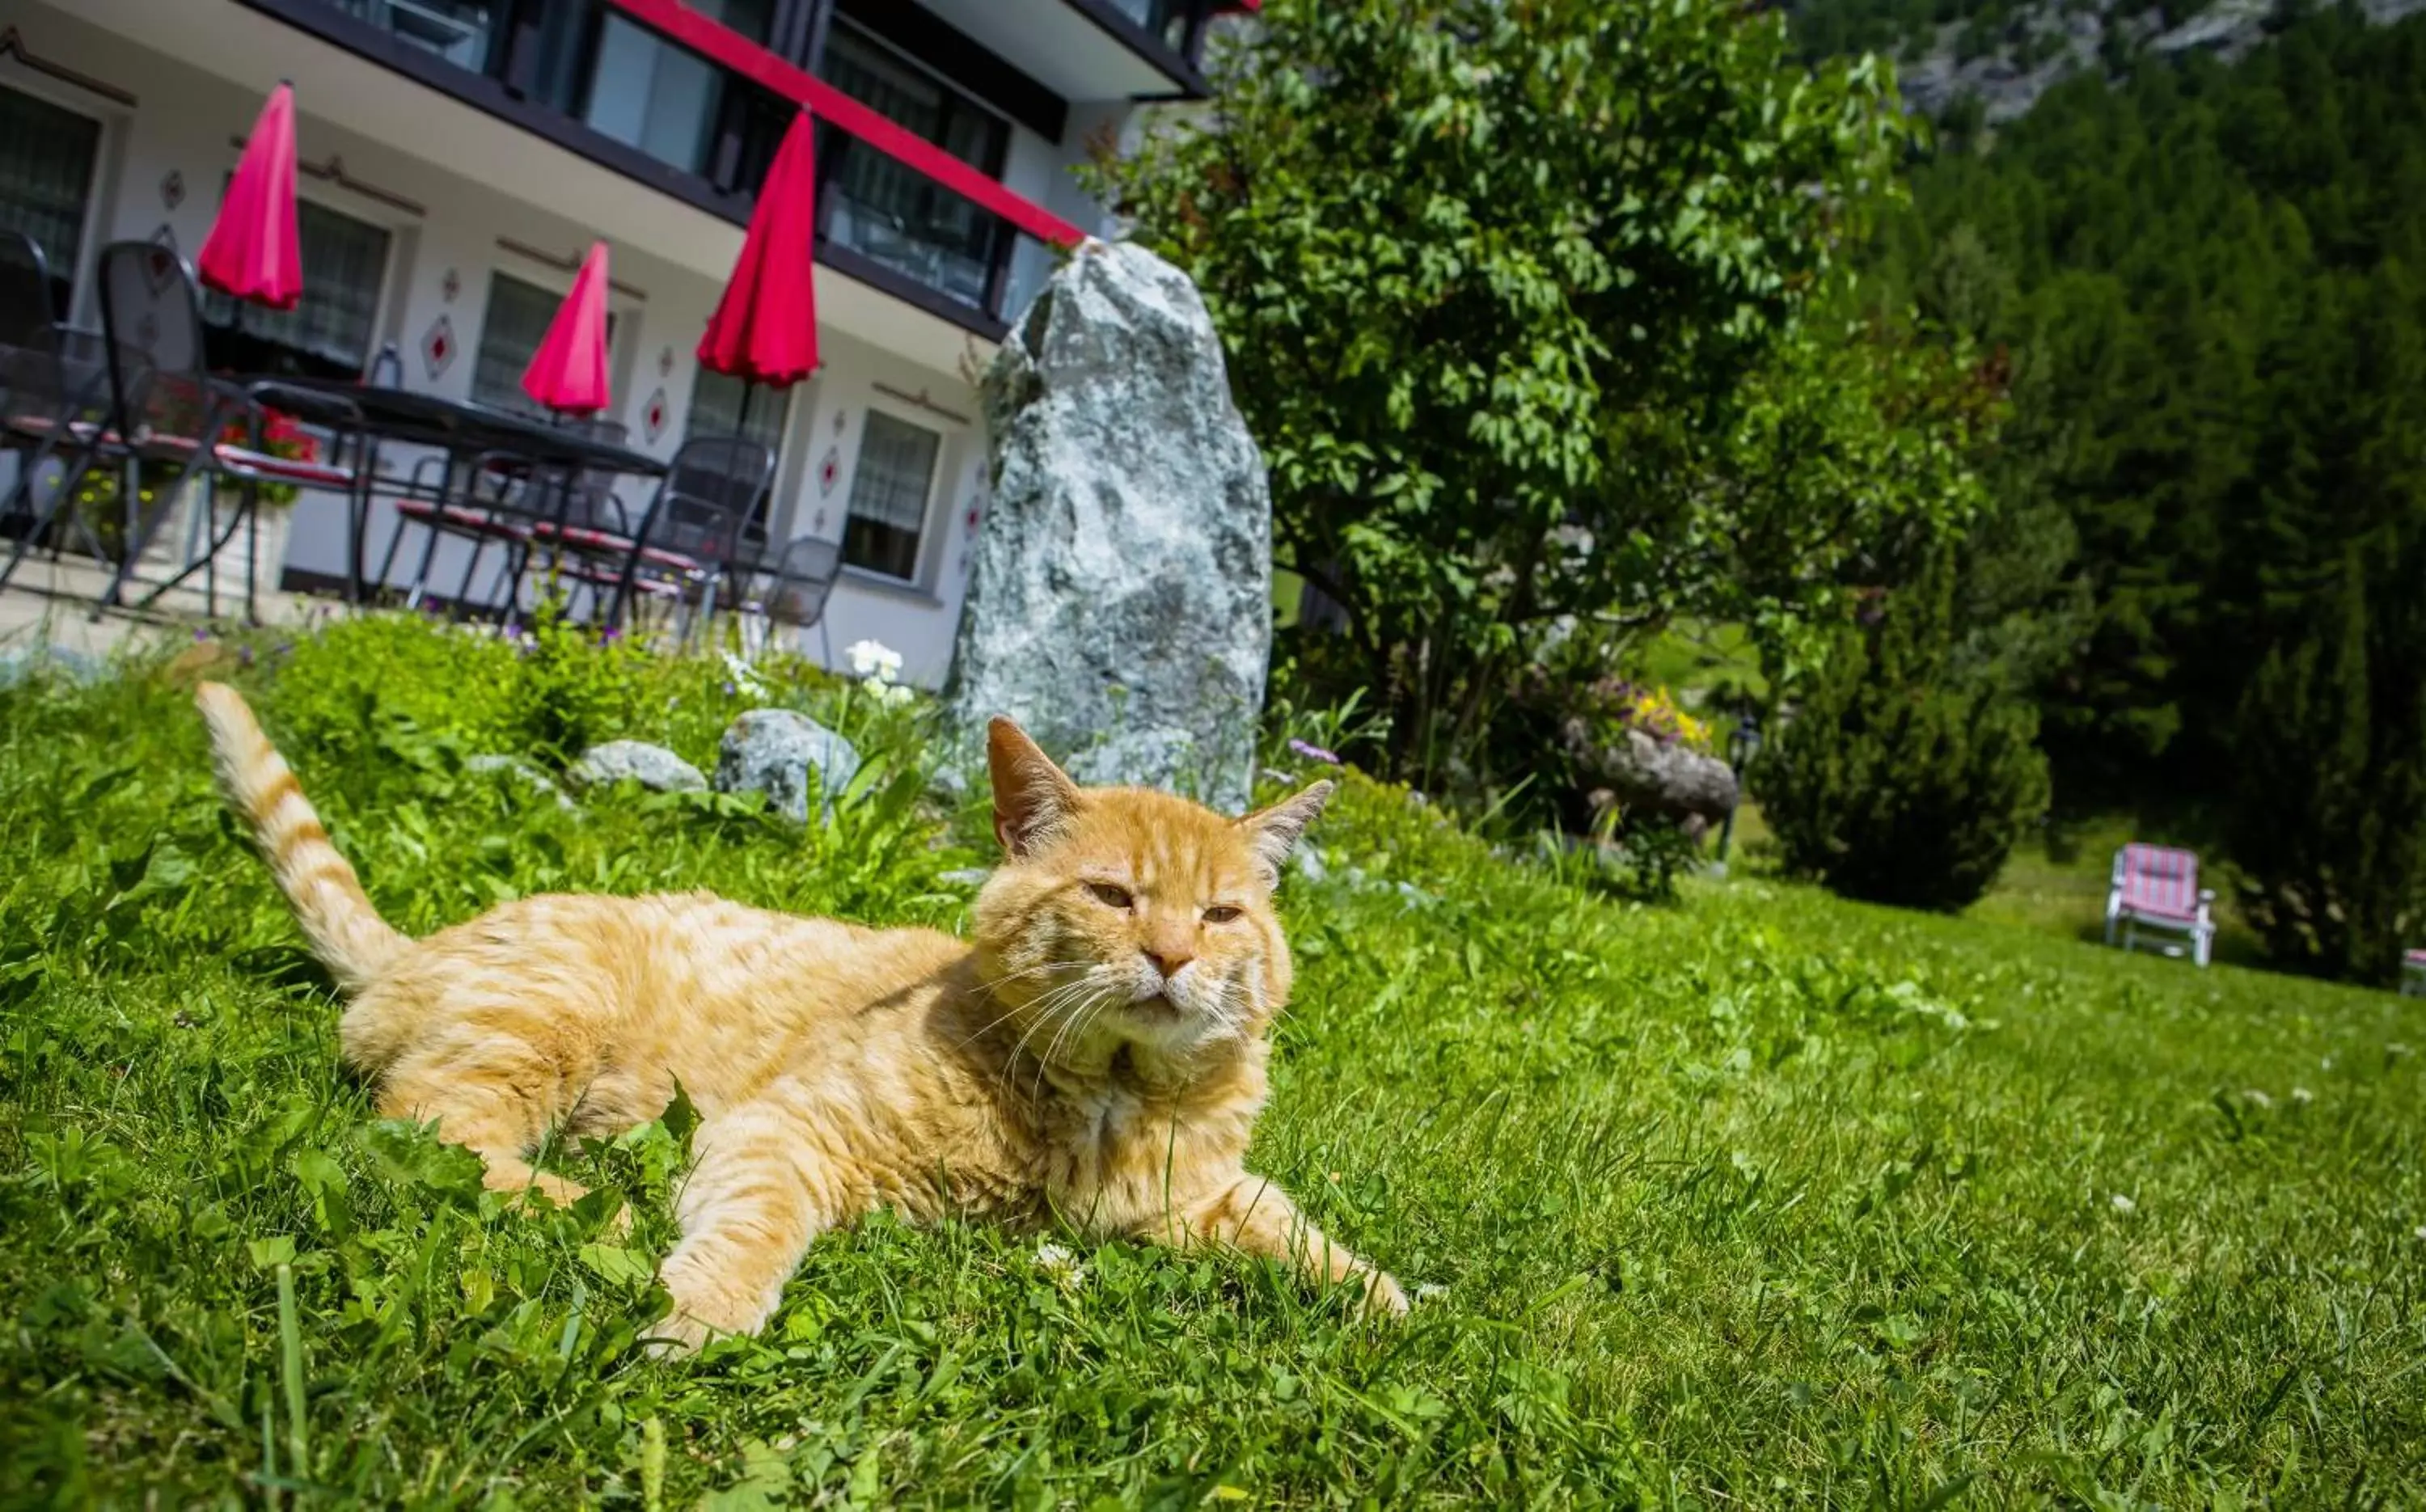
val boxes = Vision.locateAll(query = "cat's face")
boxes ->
[971,719,1329,1067]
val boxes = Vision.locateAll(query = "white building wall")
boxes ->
[2,0,1076,689]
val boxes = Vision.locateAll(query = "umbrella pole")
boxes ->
[736,379,754,442]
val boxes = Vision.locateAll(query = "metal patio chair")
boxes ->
[731,533,841,666]
[0,231,128,584]
[572,435,774,642]
[70,241,361,619]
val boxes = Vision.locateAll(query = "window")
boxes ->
[582,0,775,176]
[0,86,103,321]
[204,200,393,381]
[684,369,789,458]
[818,22,1011,310]
[471,270,617,416]
[841,410,938,581]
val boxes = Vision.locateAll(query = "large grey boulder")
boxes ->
[714,708,859,823]
[944,239,1270,813]
[568,740,706,793]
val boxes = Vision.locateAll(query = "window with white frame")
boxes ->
[0,84,103,321]
[471,270,618,417]
[841,409,938,581]
[203,198,393,381]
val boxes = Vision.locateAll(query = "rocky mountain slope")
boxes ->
[1828,0,2426,120]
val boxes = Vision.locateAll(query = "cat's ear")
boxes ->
[1239,780,1333,887]
[988,717,1082,858]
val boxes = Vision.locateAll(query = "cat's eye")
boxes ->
[1085,881,1134,910]
[1202,905,1244,925]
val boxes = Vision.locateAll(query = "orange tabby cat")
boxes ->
[195,682,1405,1350]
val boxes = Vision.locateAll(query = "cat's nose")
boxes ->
[1143,947,1194,979]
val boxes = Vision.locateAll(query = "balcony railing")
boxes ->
[250,0,1083,335]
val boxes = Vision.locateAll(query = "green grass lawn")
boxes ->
[3,619,2422,1506]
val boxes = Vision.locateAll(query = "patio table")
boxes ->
[243,375,666,609]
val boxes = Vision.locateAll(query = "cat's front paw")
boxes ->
[1360,1269,1410,1320]
[640,1311,714,1360]
[647,1272,773,1358]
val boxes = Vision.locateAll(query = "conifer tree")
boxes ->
[1757,546,2050,911]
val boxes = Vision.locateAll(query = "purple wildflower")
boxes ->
[721,680,738,696]
[192,627,209,643]
[237,645,255,667]
[1288,738,1342,766]
[273,643,293,658]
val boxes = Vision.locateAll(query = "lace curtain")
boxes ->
[203,199,391,380]
[840,409,938,580]
[0,86,103,320]
[685,368,788,456]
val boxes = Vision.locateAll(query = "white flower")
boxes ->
[844,638,904,683]
[718,648,770,701]
[1414,1282,1450,1305]
[2291,1086,2314,1107]
[1033,1241,1088,1292]
[2242,1089,2274,1109]
[874,681,915,709]
[2110,1193,2136,1214]
[2415,1226,2426,1243]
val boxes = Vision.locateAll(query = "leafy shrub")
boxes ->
[508,598,646,766]
[1758,551,2049,910]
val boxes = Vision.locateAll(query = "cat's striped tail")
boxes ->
[195,682,406,994]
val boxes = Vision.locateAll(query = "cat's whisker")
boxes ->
[996,973,1105,1096]
[955,961,1092,1052]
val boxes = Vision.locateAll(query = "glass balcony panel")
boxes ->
[817,22,1008,313]
[330,0,501,70]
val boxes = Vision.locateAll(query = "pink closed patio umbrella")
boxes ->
[697,108,822,433]
[198,82,302,310]
[520,241,614,416]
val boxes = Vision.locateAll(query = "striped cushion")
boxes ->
[2117,845,2202,922]
[213,443,354,489]
[394,499,530,540]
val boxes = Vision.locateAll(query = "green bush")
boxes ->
[1758,551,2050,910]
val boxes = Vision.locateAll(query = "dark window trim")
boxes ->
[233,0,1010,343]
[1059,0,1211,99]
[834,0,1065,144]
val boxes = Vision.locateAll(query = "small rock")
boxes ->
[925,761,976,805]
[568,740,706,793]
[0,644,105,690]
[714,709,860,823]
[938,868,991,889]
[1291,847,1328,884]
[467,754,578,812]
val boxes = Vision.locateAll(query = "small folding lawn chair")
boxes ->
[2105,843,2217,968]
